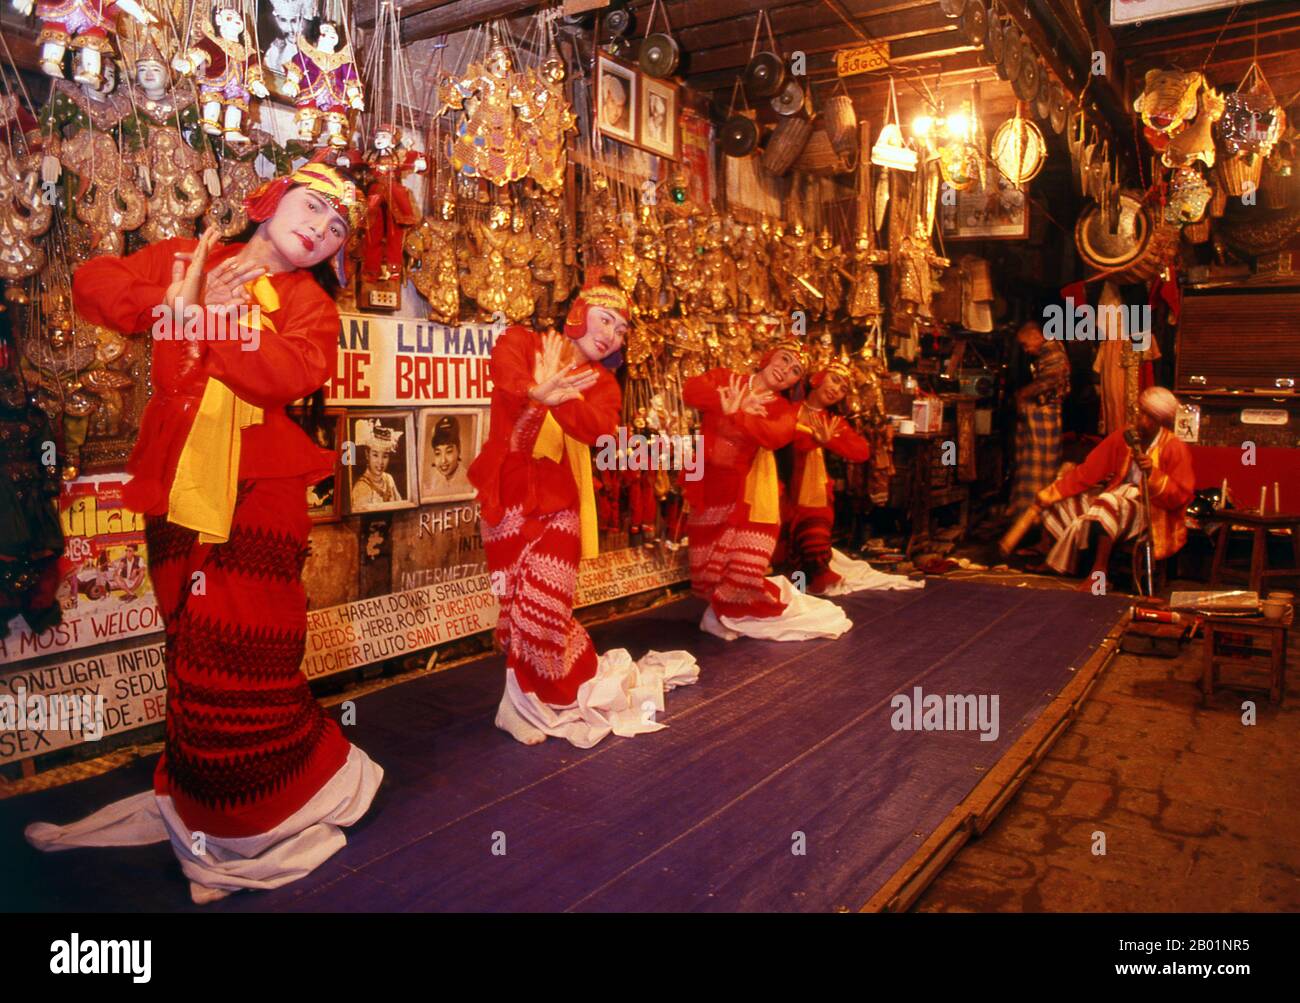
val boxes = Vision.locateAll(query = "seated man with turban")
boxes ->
[1033,386,1195,587]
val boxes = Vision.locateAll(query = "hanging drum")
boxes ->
[1076,191,1177,283]
[745,51,786,99]
[771,78,805,117]
[763,114,813,176]
[639,33,680,78]
[721,112,760,157]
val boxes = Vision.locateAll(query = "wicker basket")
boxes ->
[762,115,813,176]
[1217,152,1264,196]
[1260,162,1296,209]
[793,124,853,176]
[823,92,858,155]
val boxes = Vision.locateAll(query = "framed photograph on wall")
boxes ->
[289,406,344,522]
[939,166,1031,240]
[417,408,483,505]
[596,53,639,145]
[345,411,417,514]
[639,76,679,160]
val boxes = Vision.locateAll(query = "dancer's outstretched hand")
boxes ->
[530,332,597,406]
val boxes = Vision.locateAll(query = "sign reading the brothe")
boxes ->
[326,313,498,406]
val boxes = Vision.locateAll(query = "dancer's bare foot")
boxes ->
[190,882,232,905]
[494,692,546,746]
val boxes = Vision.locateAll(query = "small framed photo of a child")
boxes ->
[418,408,482,504]
[596,53,639,145]
[639,77,679,159]
[345,411,417,514]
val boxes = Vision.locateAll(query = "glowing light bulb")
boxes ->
[912,115,933,139]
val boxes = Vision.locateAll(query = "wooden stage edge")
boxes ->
[861,600,1129,913]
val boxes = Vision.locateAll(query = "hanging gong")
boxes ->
[1075,190,1151,273]
[1049,84,1069,135]
[1014,53,1040,102]
[1034,64,1053,120]
[744,51,787,99]
[940,0,968,16]
[1001,27,1023,83]
[771,77,806,116]
[985,12,1004,67]
[639,33,680,78]
[606,7,634,37]
[720,113,759,157]
[959,1,987,48]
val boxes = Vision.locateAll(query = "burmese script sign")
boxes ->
[325,313,498,407]
[0,547,690,764]
[835,41,890,77]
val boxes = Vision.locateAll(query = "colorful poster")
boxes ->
[327,313,499,407]
[0,477,161,666]
[678,108,715,209]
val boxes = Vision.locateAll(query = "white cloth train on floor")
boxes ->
[496,648,700,749]
[24,746,383,905]
[700,575,853,642]
[820,548,927,595]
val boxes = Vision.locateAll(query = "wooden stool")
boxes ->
[1206,511,1300,595]
[1200,608,1291,706]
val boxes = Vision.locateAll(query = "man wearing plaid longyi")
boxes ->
[1012,322,1070,513]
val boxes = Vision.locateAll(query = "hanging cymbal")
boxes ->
[1014,52,1040,102]
[1034,64,1053,120]
[1002,26,1023,83]
[639,33,680,78]
[771,78,806,116]
[720,113,759,157]
[744,51,787,99]
[940,0,969,16]
[606,7,634,37]
[985,11,1004,67]
[1049,83,1069,135]
[959,1,987,48]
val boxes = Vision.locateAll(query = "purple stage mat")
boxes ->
[0,580,1128,912]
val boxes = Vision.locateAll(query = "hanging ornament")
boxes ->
[0,144,52,286]
[518,15,575,194]
[990,105,1046,187]
[60,130,147,255]
[439,22,531,186]
[14,0,159,90]
[284,16,363,149]
[171,0,269,144]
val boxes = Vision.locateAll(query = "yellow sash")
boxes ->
[743,447,780,524]
[166,277,275,543]
[797,445,830,508]
[532,410,599,560]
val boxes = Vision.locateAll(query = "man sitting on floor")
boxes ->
[1033,386,1195,588]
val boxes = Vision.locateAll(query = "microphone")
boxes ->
[1124,428,1141,455]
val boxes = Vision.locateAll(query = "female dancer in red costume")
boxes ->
[472,285,698,746]
[685,340,851,640]
[786,359,871,595]
[26,164,382,903]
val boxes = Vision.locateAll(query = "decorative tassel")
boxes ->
[204,167,221,196]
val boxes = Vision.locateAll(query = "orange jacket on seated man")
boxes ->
[1041,427,1195,560]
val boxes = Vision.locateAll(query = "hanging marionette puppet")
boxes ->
[25,162,382,904]
[14,0,157,88]
[440,24,531,186]
[684,338,852,641]
[469,284,698,747]
[345,122,426,286]
[283,17,363,149]
[171,0,269,143]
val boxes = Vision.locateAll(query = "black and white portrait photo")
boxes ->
[418,408,482,504]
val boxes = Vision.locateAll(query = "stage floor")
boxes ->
[0,580,1129,912]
